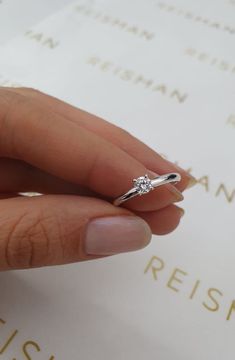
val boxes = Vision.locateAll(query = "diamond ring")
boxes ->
[113,173,181,206]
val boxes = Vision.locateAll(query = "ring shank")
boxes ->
[151,173,181,188]
[113,188,139,206]
[113,173,181,206]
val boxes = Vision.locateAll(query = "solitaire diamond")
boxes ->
[133,175,153,195]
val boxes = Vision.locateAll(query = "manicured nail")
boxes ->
[166,162,197,190]
[186,175,197,189]
[84,216,152,255]
[147,169,184,203]
[168,185,184,202]
[177,207,185,218]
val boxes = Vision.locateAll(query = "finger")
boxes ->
[0,159,183,212]
[5,87,196,191]
[0,184,184,235]
[0,159,183,211]
[0,193,20,199]
[0,159,183,210]
[0,158,97,196]
[0,195,152,271]
[0,89,183,212]
[136,204,184,235]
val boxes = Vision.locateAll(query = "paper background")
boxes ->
[0,0,74,44]
[0,1,234,359]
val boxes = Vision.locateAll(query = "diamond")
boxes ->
[133,175,153,195]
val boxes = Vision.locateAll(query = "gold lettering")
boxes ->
[219,61,229,71]
[197,176,209,192]
[198,53,208,61]
[211,22,221,29]
[75,5,153,40]
[157,2,235,36]
[100,62,113,72]
[87,56,101,65]
[134,76,153,88]
[170,90,188,103]
[210,58,218,66]
[140,30,155,40]
[203,288,223,312]
[227,114,235,127]
[0,330,18,354]
[25,31,58,48]
[152,84,167,94]
[195,16,209,25]
[189,280,200,299]
[112,18,127,29]
[185,12,193,19]
[167,268,188,292]
[43,38,59,49]
[120,70,134,81]
[215,184,235,203]
[23,341,40,360]
[185,48,235,74]
[224,25,235,34]
[0,320,55,357]
[113,66,122,75]
[226,300,235,321]
[144,256,165,280]
[87,56,187,103]
[30,32,43,42]
[185,48,196,56]
[101,15,111,24]
[128,26,139,35]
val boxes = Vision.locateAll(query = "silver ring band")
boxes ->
[113,173,181,206]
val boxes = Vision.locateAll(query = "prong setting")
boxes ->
[133,175,154,195]
[114,173,181,206]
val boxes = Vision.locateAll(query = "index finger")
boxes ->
[0,88,183,211]
[8,87,195,192]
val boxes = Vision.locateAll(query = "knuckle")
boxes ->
[0,89,26,155]
[1,209,61,269]
[0,88,19,118]
[0,88,45,157]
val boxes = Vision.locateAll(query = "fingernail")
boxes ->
[166,162,197,190]
[186,175,197,189]
[167,185,184,202]
[177,206,185,218]
[84,216,152,255]
[147,169,184,203]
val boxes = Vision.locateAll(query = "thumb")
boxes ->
[0,195,152,270]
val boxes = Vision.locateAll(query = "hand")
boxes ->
[0,87,195,270]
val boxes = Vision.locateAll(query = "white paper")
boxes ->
[0,0,75,44]
[0,0,234,359]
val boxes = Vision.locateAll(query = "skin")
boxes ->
[0,87,194,271]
